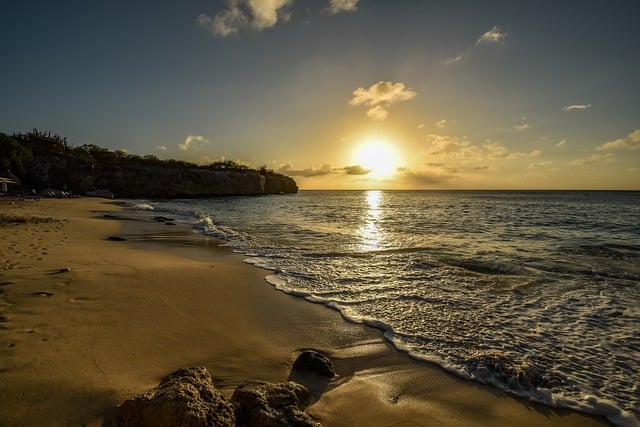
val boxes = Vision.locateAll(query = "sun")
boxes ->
[353,139,399,178]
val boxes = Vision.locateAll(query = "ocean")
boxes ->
[127,190,639,426]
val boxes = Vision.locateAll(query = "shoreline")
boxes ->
[0,197,612,426]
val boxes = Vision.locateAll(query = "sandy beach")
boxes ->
[0,197,611,426]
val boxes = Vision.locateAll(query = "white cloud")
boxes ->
[327,0,359,14]
[506,149,541,160]
[570,153,616,166]
[597,129,640,151]
[179,135,210,151]
[444,53,464,65]
[418,123,425,129]
[528,161,553,169]
[562,104,592,112]
[366,104,389,121]
[155,145,167,152]
[198,0,292,37]
[349,81,417,120]
[435,119,454,129]
[476,26,508,45]
[249,0,293,30]
[199,0,360,36]
[445,25,507,65]
[424,134,545,166]
[514,123,532,131]
[556,139,567,148]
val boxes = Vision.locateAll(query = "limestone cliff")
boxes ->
[24,154,297,197]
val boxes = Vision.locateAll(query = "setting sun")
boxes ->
[353,139,399,178]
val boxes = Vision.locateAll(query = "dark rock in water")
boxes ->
[231,380,320,427]
[165,222,176,226]
[292,351,335,378]
[107,236,127,241]
[105,366,235,427]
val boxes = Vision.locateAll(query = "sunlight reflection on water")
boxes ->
[356,190,384,251]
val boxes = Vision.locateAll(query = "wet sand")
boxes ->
[0,197,611,426]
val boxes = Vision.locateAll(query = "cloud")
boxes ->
[365,105,388,120]
[199,0,359,36]
[528,161,553,170]
[424,133,543,163]
[155,145,167,152]
[476,26,508,45]
[349,81,417,120]
[179,135,210,151]
[514,123,532,131]
[570,153,616,166]
[596,129,640,151]
[556,139,567,148]
[343,165,371,175]
[562,104,592,112]
[397,167,450,186]
[278,162,334,177]
[445,25,507,65]
[198,0,292,37]
[506,149,542,160]
[444,54,464,65]
[435,119,454,129]
[327,0,359,14]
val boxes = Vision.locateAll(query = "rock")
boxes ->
[292,351,335,378]
[152,216,175,222]
[231,380,320,427]
[106,366,235,427]
[107,236,127,241]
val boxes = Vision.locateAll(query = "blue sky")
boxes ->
[2,0,639,189]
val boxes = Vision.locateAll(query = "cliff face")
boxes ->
[25,154,297,197]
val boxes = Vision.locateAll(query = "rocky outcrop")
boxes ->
[105,368,323,427]
[105,367,236,427]
[264,173,298,195]
[23,154,297,198]
[231,381,319,427]
[291,351,335,378]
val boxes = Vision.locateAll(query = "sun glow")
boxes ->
[353,139,399,178]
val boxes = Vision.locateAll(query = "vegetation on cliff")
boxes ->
[0,129,297,197]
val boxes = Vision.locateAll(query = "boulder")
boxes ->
[292,351,335,378]
[105,366,235,427]
[231,380,320,427]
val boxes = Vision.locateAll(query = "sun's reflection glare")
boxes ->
[356,190,384,251]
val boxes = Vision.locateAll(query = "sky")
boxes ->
[2,0,639,190]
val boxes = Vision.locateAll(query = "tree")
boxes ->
[0,134,32,178]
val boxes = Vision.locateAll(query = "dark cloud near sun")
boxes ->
[344,165,371,175]
[277,162,334,177]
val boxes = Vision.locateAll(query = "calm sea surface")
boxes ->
[129,190,640,426]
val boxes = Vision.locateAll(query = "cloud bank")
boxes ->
[349,81,417,120]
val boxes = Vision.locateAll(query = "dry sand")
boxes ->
[0,197,611,426]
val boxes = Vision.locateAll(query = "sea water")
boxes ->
[128,190,639,426]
